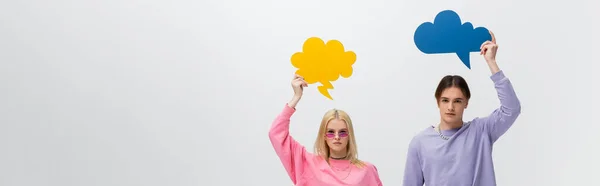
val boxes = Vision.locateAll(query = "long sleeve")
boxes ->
[268,103,309,184]
[402,137,424,186]
[373,165,384,186]
[477,70,522,143]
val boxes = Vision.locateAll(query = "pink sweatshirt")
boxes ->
[268,103,383,186]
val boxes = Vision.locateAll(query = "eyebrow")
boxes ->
[441,97,464,100]
[327,128,348,131]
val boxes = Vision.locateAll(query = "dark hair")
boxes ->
[434,75,471,101]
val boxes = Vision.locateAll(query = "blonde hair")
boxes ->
[313,108,366,168]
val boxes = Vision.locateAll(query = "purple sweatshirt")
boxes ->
[402,70,521,186]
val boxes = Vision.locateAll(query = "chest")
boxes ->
[300,167,375,186]
[420,130,489,171]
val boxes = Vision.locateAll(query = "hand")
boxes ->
[288,74,308,108]
[480,30,500,74]
[480,30,498,63]
[291,74,308,97]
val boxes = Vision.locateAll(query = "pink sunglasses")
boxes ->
[325,130,349,138]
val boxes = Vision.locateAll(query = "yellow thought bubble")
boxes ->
[291,37,356,100]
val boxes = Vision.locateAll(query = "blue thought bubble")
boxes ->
[414,10,492,69]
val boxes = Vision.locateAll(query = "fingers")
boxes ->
[480,39,500,55]
[481,45,489,55]
[292,74,308,86]
[298,78,307,87]
[293,74,305,82]
[480,41,493,50]
[481,44,499,56]
[480,30,497,56]
[480,41,490,55]
[489,30,496,43]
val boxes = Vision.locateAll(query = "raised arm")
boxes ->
[477,31,522,143]
[477,70,521,142]
[268,103,308,184]
[268,74,309,184]
[402,137,424,186]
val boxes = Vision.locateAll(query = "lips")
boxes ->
[333,142,342,145]
[445,113,456,116]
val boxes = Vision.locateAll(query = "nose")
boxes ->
[447,103,455,111]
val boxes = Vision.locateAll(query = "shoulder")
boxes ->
[304,151,322,161]
[415,126,434,136]
[357,160,379,171]
[360,160,375,167]
[467,117,482,125]
[408,127,432,147]
[464,117,487,132]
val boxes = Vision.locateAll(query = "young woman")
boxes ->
[402,31,522,186]
[268,74,383,186]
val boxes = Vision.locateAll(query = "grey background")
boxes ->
[1,0,598,185]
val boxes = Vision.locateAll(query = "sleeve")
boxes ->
[268,103,310,184]
[372,165,383,186]
[402,137,424,186]
[476,70,522,143]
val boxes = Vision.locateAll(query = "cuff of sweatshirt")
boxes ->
[282,103,296,117]
[490,70,507,83]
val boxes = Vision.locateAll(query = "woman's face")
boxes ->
[438,87,468,124]
[324,119,349,154]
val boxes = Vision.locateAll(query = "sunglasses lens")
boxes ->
[325,131,349,138]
